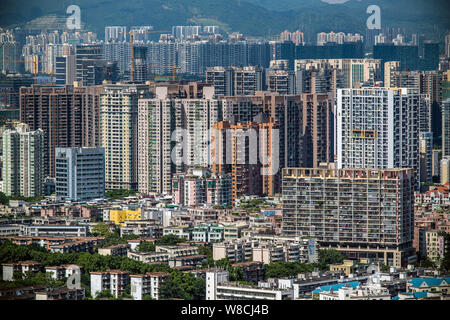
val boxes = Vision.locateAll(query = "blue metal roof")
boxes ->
[408,277,447,288]
[312,281,360,294]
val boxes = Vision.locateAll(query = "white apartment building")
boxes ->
[90,270,129,298]
[206,270,293,300]
[213,239,259,263]
[2,124,45,197]
[100,84,150,190]
[130,272,169,300]
[213,236,318,264]
[127,245,199,264]
[24,225,87,237]
[337,87,420,188]
[2,261,41,281]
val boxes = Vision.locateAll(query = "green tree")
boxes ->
[136,241,155,252]
[155,234,184,246]
[105,189,137,200]
[318,249,345,267]
[264,262,315,279]
[92,222,112,237]
[159,278,190,300]
[420,257,435,268]
[96,290,114,299]
[0,192,9,205]
[197,245,212,258]
[143,294,154,300]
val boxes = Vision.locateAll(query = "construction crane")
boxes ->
[119,28,171,82]
[2,56,39,84]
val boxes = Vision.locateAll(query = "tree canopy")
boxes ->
[155,234,185,246]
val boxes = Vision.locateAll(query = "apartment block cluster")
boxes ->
[0,23,450,301]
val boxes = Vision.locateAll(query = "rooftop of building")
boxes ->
[99,244,130,250]
[129,272,170,278]
[407,277,450,288]
[312,281,360,294]
[90,269,129,275]
[2,260,41,267]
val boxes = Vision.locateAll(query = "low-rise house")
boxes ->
[312,281,360,298]
[329,260,360,276]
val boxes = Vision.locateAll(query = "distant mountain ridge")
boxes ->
[0,0,448,40]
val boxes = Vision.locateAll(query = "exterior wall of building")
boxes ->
[101,84,149,190]
[2,124,44,197]
[282,167,415,267]
[337,87,420,188]
[55,147,105,201]
[20,85,103,177]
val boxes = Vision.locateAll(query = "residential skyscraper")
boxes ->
[100,83,150,190]
[20,84,104,176]
[300,93,334,167]
[2,123,44,197]
[442,98,450,157]
[138,87,176,195]
[337,87,420,188]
